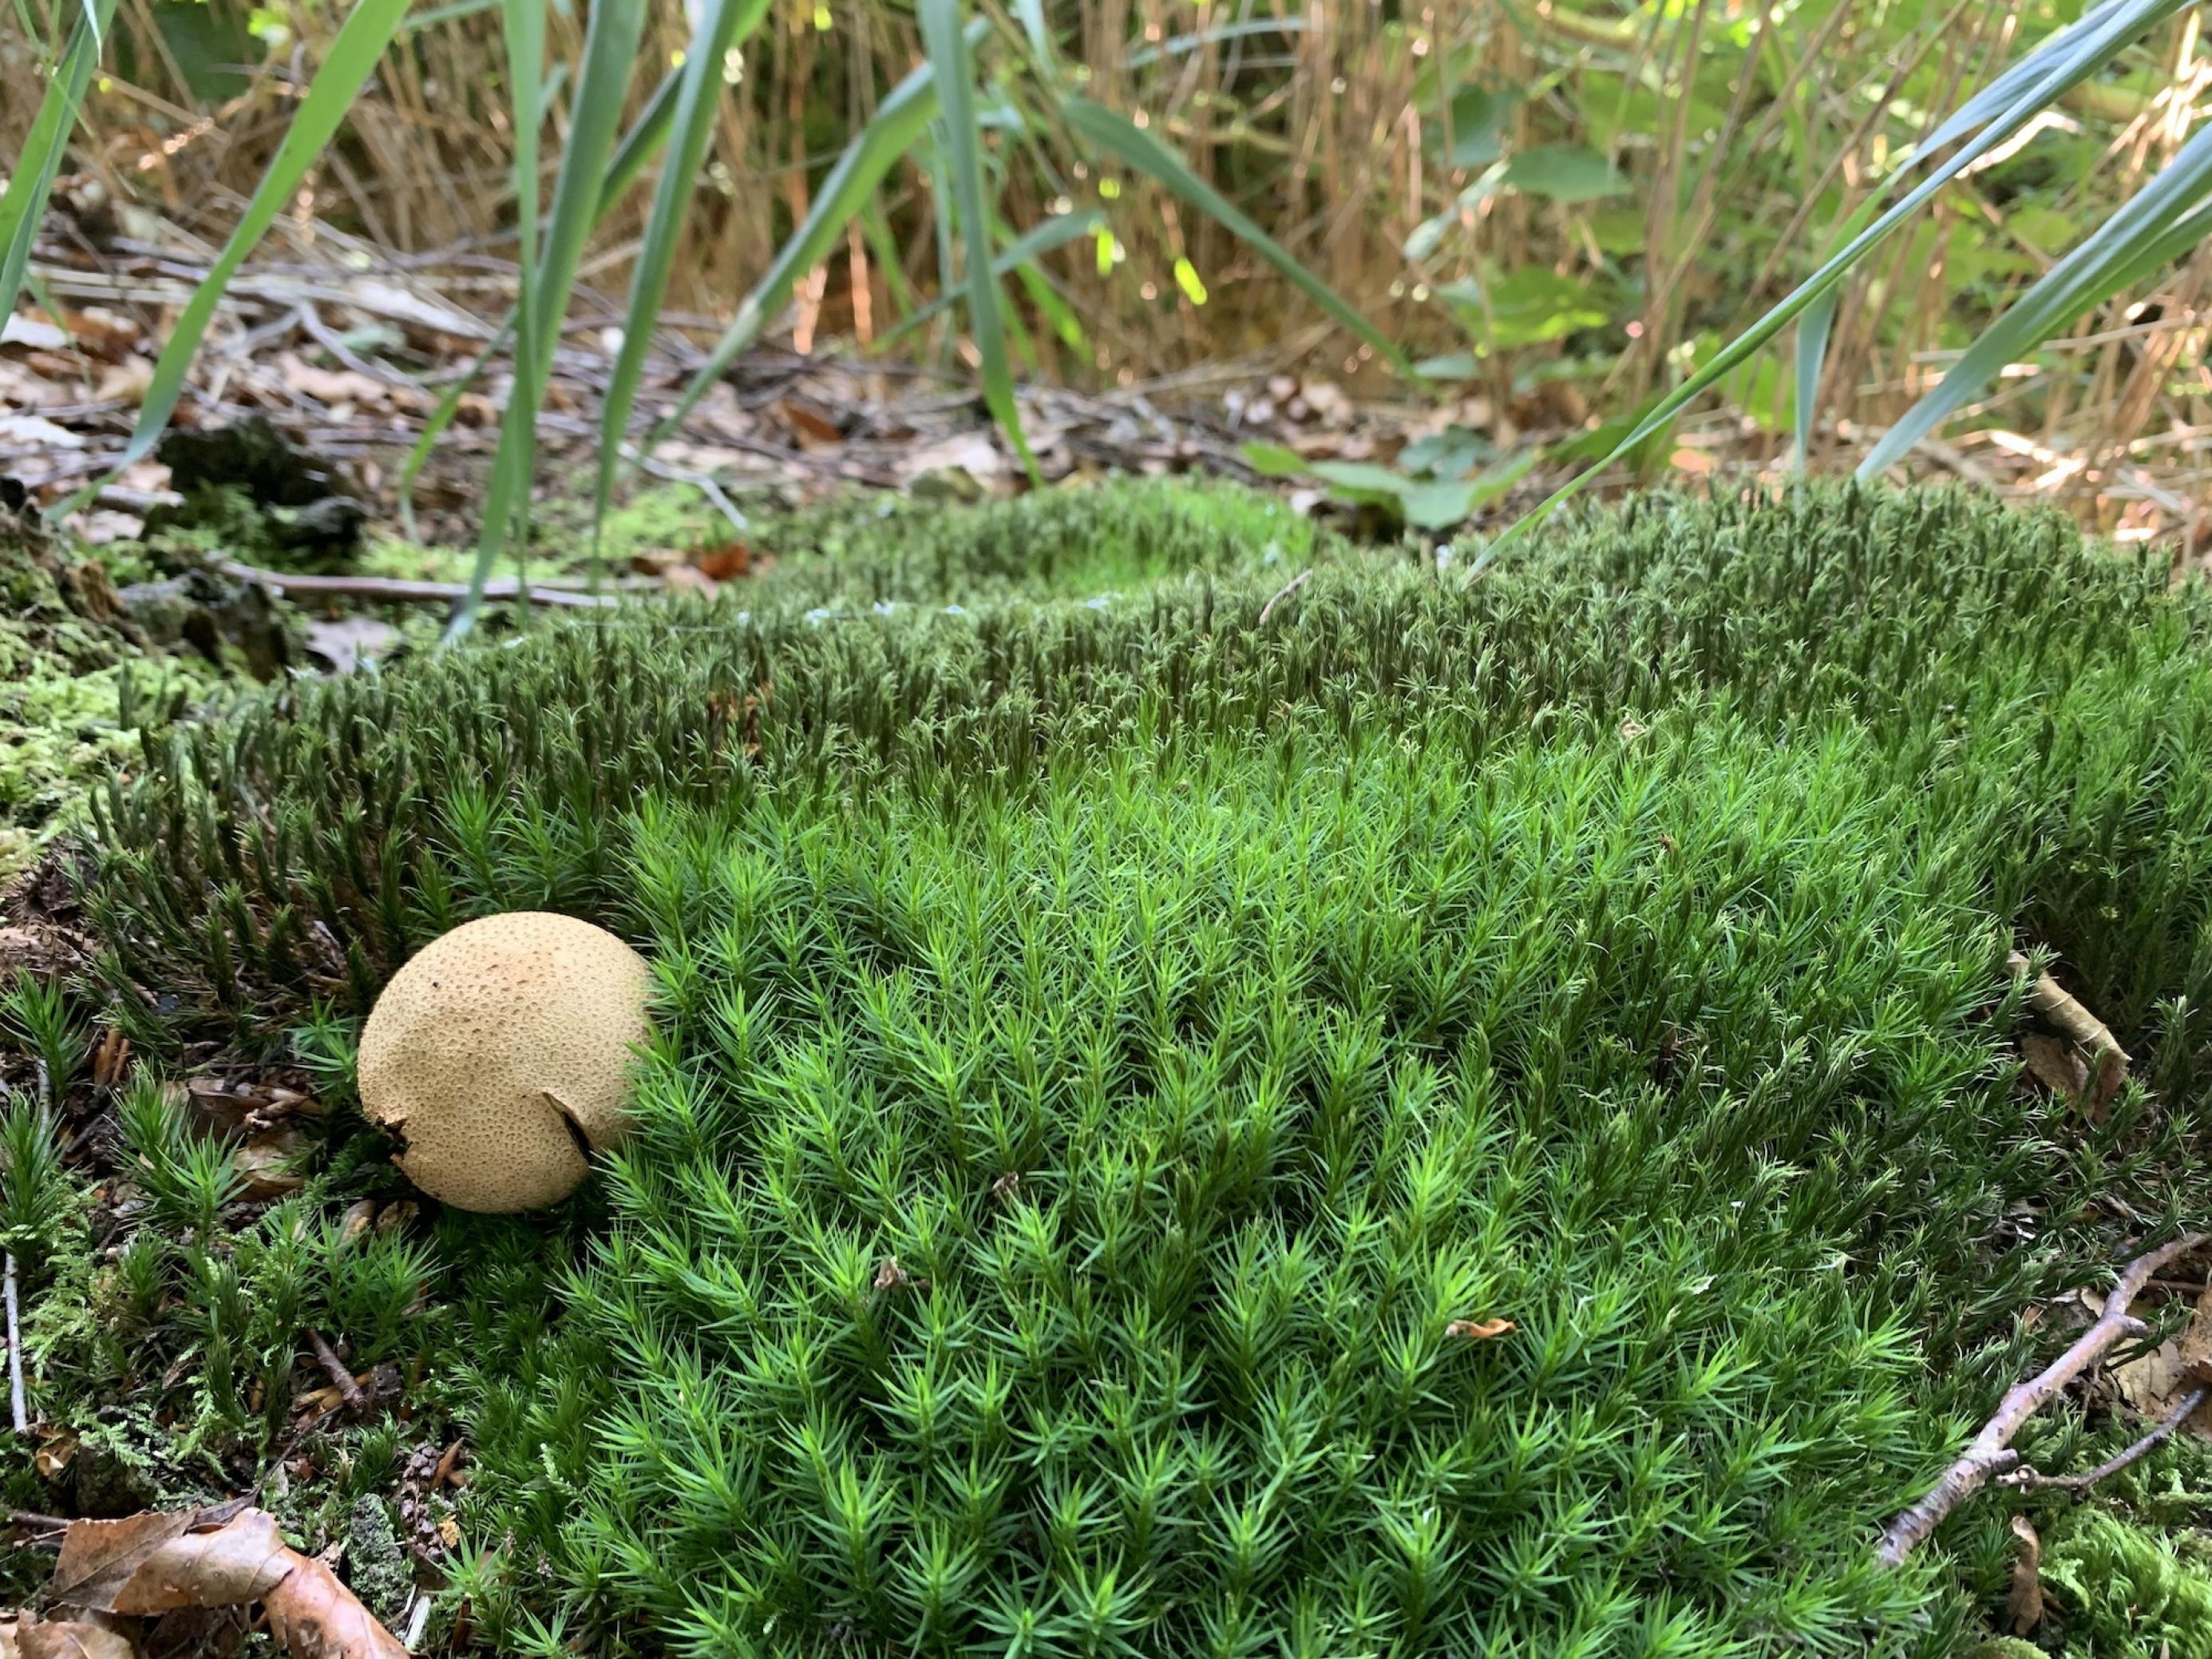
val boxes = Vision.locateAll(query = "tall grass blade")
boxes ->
[919,0,1035,479]
[873,210,1102,349]
[593,0,771,550]
[397,65,686,529]
[492,0,545,580]
[1498,0,2183,544]
[1793,291,1835,473]
[1060,96,1405,369]
[1862,129,2212,477]
[653,29,983,442]
[451,0,647,641]
[0,0,120,325]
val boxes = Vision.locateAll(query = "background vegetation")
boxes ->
[3,0,2206,547]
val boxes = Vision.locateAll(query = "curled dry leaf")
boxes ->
[43,1507,406,1659]
[2006,1514,2044,1634]
[1446,1317,1517,1341]
[5,1613,137,1659]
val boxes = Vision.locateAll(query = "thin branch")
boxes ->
[2004,1382,2212,1494]
[303,1328,367,1415]
[1257,568,1312,625]
[1877,1230,2208,1566]
[216,560,620,610]
[5,1252,26,1434]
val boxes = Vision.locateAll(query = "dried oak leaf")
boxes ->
[263,1550,407,1659]
[45,1508,406,1659]
[6,1613,137,1659]
[49,1507,289,1615]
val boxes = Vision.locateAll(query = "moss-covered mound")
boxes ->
[69,482,2212,1655]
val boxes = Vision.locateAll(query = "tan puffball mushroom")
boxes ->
[358,911,652,1212]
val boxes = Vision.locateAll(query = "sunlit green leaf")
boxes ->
[1500,144,1626,204]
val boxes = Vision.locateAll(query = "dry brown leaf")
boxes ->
[2006,1514,2044,1633]
[93,359,154,406]
[2021,1032,2089,1098]
[53,1507,291,1615]
[692,541,754,582]
[2,315,70,351]
[34,1427,80,1480]
[10,1613,137,1659]
[2112,1339,2189,1417]
[0,414,86,449]
[46,1509,406,1659]
[2110,1281,2212,1428]
[278,356,394,411]
[233,1130,307,1198]
[781,398,845,448]
[262,1550,407,1659]
[660,565,719,597]
[1446,1317,1517,1341]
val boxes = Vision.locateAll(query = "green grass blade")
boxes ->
[1861,130,2212,477]
[919,0,1035,480]
[63,0,408,500]
[1917,0,2184,158]
[0,0,121,325]
[873,209,1102,349]
[1060,96,1406,370]
[652,28,983,442]
[592,0,771,550]
[396,65,685,524]
[493,0,545,577]
[1496,0,2176,545]
[450,0,647,641]
[1793,290,1835,473]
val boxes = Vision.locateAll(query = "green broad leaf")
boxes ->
[920,0,1035,481]
[1400,426,1494,481]
[1298,451,1537,530]
[1060,96,1406,370]
[1499,144,1626,204]
[1468,267,1612,350]
[592,0,772,552]
[1413,351,1479,382]
[61,0,409,510]
[1445,85,1518,169]
[452,0,646,639]
[0,0,120,326]
[1238,441,1307,479]
[655,25,983,441]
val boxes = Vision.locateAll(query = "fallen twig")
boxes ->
[303,1329,366,1415]
[6,1251,26,1434]
[216,560,619,610]
[2003,1381,2212,1494]
[1257,568,1312,625]
[1876,1230,2208,1566]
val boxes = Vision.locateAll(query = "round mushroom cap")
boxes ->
[358,911,653,1212]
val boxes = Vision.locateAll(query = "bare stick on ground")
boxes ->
[1257,568,1312,625]
[2004,1382,2212,1495]
[304,1328,367,1415]
[1876,1230,2207,1566]
[5,1251,25,1433]
[216,560,620,610]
